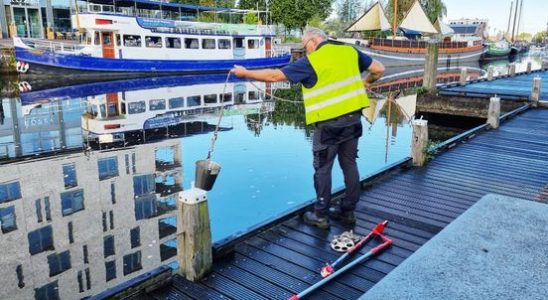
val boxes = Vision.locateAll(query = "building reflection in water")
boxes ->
[0,76,279,299]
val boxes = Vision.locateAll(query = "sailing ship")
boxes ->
[345,1,486,68]
[484,40,512,60]
[13,0,291,78]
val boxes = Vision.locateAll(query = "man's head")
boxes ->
[302,27,328,54]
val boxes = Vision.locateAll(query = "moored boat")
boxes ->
[482,40,512,60]
[14,0,291,78]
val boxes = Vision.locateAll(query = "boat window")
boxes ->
[149,99,166,111]
[202,38,216,49]
[235,92,245,103]
[221,93,232,102]
[186,96,201,107]
[184,38,199,49]
[128,101,146,114]
[123,35,142,47]
[248,91,259,100]
[94,32,100,45]
[204,94,217,104]
[115,34,121,47]
[169,97,185,109]
[218,39,231,49]
[60,189,85,216]
[165,37,181,49]
[247,39,259,49]
[145,36,162,48]
[234,38,244,48]
[98,157,119,180]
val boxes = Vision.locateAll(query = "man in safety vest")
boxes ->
[231,28,385,229]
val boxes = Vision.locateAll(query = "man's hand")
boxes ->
[363,59,384,89]
[231,65,248,78]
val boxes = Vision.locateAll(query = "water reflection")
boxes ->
[0,73,415,299]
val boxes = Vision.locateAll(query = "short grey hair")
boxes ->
[303,27,328,42]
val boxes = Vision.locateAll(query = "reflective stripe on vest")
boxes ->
[302,43,369,125]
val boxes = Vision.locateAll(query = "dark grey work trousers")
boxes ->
[312,111,362,217]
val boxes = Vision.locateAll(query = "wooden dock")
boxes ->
[116,106,547,300]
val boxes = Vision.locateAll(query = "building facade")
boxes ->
[1,0,71,39]
[0,138,182,299]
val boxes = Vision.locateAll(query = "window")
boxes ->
[115,34,121,46]
[135,194,157,220]
[165,37,181,49]
[128,101,146,114]
[204,94,217,104]
[158,195,176,215]
[145,36,162,48]
[62,164,77,189]
[111,183,116,204]
[105,261,116,282]
[149,99,166,111]
[83,245,89,264]
[184,38,199,49]
[218,39,231,49]
[186,95,201,107]
[28,226,54,255]
[133,174,155,197]
[202,38,216,49]
[44,197,51,221]
[35,199,43,223]
[235,38,244,48]
[132,153,137,173]
[98,157,118,180]
[34,281,58,300]
[94,31,100,45]
[125,154,130,174]
[123,35,142,47]
[104,235,115,258]
[247,39,259,49]
[109,210,114,229]
[159,217,176,239]
[68,222,74,244]
[123,251,142,275]
[61,189,85,216]
[130,227,140,248]
[160,239,177,261]
[78,271,84,292]
[248,91,259,101]
[0,181,21,203]
[0,206,17,233]
[168,97,184,109]
[48,251,71,277]
[235,92,245,103]
[221,93,232,103]
[85,268,91,290]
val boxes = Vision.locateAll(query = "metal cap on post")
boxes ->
[487,96,501,129]
[531,76,542,107]
[411,119,429,167]
[177,187,212,281]
[459,67,468,86]
[487,66,495,81]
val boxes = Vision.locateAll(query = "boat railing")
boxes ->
[269,46,291,57]
[371,38,480,49]
[21,38,85,53]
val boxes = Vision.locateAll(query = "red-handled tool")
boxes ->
[321,220,388,277]
[288,227,393,300]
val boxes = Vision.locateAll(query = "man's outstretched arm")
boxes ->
[231,65,288,82]
[363,59,385,89]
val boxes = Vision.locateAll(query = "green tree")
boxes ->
[271,0,334,34]
[517,32,532,42]
[243,12,258,24]
[337,0,364,23]
[533,31,547,44]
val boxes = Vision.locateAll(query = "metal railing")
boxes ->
[371,38,480,49]
[268,46,291,57]
[21,38,85,53]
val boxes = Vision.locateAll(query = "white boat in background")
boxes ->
[345,1,486,67]
[14,0,291,78]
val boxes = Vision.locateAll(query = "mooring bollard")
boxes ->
[422,40,439,93]
[487,66,495,81]
[526,62,532,74]
[459,67,468,86]
[531,77,542,107]
[177,188,212,281]
[411,119,429,167]
[487,96,501,129]
[509,63,516,77]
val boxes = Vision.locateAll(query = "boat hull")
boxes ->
[358,46,486,68]
[14,46,291,78]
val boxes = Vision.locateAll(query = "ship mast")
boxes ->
[511,0,520,42]
[506,1,513,35]
[392,0,398,40]
[515,0,524,41]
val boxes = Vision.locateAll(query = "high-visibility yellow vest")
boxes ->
[302,43,369,125]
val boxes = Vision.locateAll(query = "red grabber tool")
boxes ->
[321,220,388,278]
[288,222,392,300]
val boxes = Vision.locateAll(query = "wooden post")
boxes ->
[459,67,468,86]
[487,66,495,81]
[487,96,501,129]
[411,119,428,167]
[526,61,532,74]
[177,188,212,282]
[531,76,542,107]
[422,40,439,93]
[509,63,516,77]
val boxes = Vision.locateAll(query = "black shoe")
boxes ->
[303,211,330,229]
[329,206,356,225]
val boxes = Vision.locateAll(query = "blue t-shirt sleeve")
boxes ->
[358,50,373,72]
[280,57,317,88]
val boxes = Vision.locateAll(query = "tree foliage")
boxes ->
[243,12,258,25]
[270,0,334,33]
[533,31,547,44]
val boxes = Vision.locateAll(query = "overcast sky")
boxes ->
[444,0,547,35]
